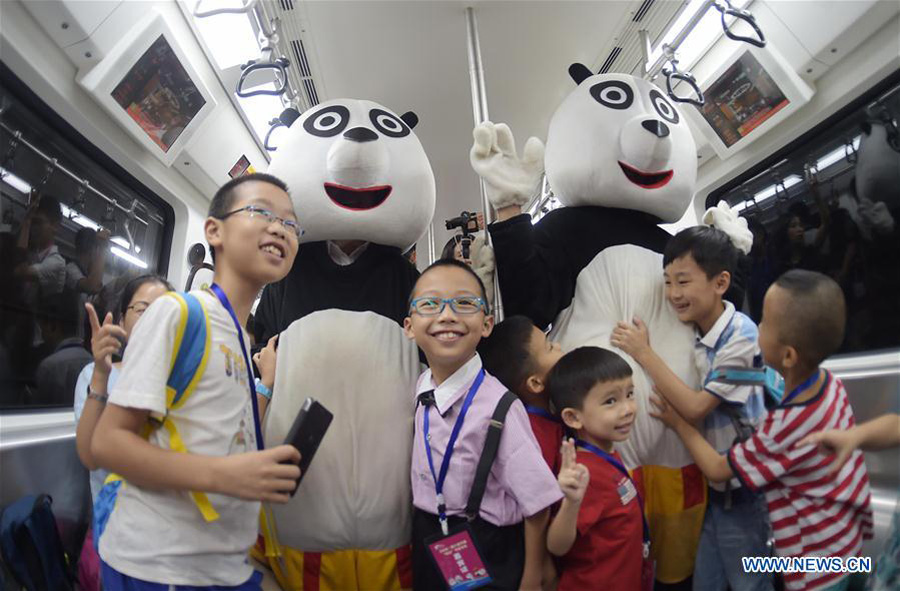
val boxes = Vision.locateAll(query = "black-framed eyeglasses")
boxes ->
[126,302,150,317]
[409,296,489,316]
[218,205,303,238]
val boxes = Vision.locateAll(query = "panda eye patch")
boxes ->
[589,81,634,110]
[369,109,410,138]
[649,89,679,124]
[303,105,350,137]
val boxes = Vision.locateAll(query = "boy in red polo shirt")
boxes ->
[479,315,566,473]
[546,346,647,591]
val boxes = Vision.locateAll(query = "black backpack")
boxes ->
[0,494,74,591]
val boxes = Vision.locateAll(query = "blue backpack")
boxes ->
[0,494,74,591]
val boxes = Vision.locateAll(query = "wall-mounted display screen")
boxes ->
[111,35,206,153]
[228,154,251,179]
[697,51,789,148]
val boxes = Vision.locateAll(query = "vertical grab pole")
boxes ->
[426,223,436,266]
[465,6,504,320]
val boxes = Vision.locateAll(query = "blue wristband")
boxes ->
[254,378,273,400]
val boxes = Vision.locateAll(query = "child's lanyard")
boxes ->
[423,369,486,536]
[574,438,651,558]
[524,405,561,423]
[780,370,822,406]
[209,284,264,451]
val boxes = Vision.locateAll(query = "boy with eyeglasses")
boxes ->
[403,258,562,590]
[91,173,302,590]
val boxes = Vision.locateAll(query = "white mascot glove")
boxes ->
[470,121,545,211]
[468,234,495,306]
[702,200,753,255]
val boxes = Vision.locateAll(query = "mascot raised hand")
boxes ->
[255,98,434,591]
[472,66,705,585]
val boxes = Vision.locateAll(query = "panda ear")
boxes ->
[568,63,593,85]
[279,108,301,128]
[400,111,419,129]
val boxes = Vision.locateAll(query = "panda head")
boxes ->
[544,67,697,223]
[267,98,436,249]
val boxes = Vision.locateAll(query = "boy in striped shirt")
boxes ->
[650,270,873,591]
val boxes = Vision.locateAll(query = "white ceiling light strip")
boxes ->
[110,246,148,269]
[0,167,32,194]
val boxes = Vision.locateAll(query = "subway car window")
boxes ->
[708,74,900,354]
[0,77,170,411]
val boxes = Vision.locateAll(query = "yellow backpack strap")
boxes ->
[153,292,219,522]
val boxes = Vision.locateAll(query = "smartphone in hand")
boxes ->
[284,398,333,496]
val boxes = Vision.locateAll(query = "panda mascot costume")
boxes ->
[472,66,715,586]
[254,99,434,591]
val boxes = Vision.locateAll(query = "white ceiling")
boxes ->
[293,0,642,248]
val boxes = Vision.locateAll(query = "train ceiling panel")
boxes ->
[592,0,687,78]
[21,0,121,50]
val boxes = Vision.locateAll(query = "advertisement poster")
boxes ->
[112,35,206,153]
[697,51,789,147]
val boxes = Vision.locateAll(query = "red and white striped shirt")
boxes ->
[728,371,873,591]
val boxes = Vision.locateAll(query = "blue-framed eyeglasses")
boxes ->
[218,205,303,238]
[409,296,489,316]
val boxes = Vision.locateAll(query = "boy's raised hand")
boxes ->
[252,334,278,389]
[212,444,301,504]
[610,316,650,361]
[649,392,686,430]
[86,302,127,376]
[558,438,589,503]
[795,429,857,474]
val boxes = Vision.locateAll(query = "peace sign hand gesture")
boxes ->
[86,302,126,376]
[558,438,590,504]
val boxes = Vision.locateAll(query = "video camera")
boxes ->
[445,211,480,260]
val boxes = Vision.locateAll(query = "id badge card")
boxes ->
[426,522,492,591]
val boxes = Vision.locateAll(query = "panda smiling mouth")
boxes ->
[324,183,393,210]
[618,162,673,189]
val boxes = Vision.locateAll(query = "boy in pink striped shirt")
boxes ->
[651,270,873,591]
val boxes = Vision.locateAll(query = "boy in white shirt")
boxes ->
[91,173,302,590]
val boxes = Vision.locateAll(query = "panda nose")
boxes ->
[343,127,379,143]
[641,120,670,138]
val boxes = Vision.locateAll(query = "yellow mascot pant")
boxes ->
[253,537,412,591]
[637,463,708,584]
[253,463,704,589]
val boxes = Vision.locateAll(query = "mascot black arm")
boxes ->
[490,207,672,330]
[489,213,577,330]
[253,242,420,352]
[253,281,284,352]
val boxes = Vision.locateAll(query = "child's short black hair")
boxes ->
[407,258,490,314]
[478,315,536,394]
[546,346,632,413]
[663,225,738,279]
[772,270,845,367]
[207,173,289,219]
[207,173,289,263]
